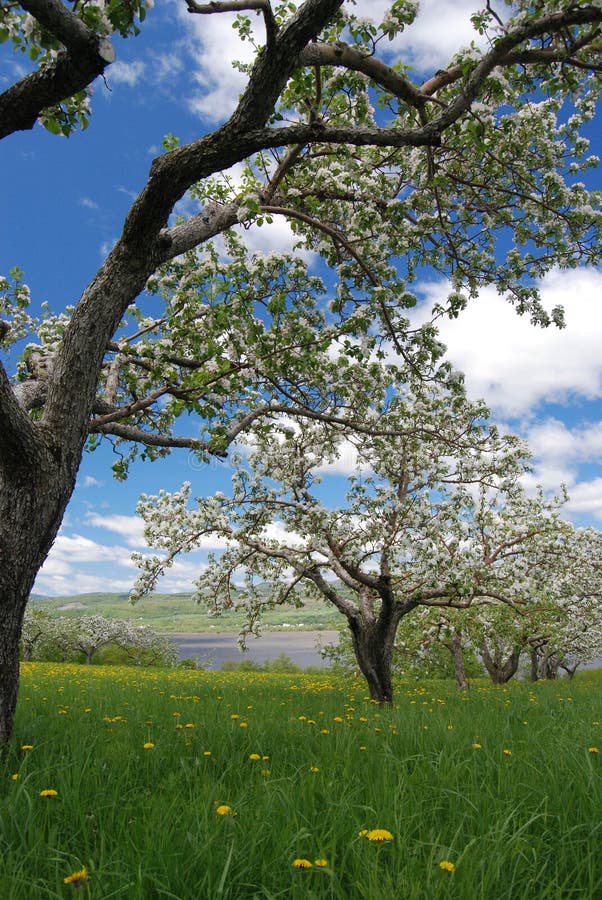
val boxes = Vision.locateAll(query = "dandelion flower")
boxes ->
[63,866,88,885]
[249,753,261,760]
[439,860,455,872]
[589,747,599,753]
[143,742,155,750]
[314,858,328,867]
[472,743,482,749]
[503,749,512,756]
[203,751,212,757]
[11,773,20,781]
[292,858,313,868]
[21,744,33,751]
[309,766,319,773]
[260,769,271,776]
[215,804,234,816]
[40,789,58,798]
[185,723,195,729]
[363,829,393,842]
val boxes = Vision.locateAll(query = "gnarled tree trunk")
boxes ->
[348,612,402,703]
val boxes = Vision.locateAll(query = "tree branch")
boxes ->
[0,362,43,470]
[300,41,426,108]
[186,0,278,47]
[0,0,115,139]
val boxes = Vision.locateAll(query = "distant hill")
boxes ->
[28,591,341,633]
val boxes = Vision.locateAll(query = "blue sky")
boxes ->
[2,0,602,596]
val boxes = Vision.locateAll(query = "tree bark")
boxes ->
[0,474,76,742]
[444,632,470,690]
[347,615,399,702]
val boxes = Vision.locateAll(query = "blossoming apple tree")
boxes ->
[132,368,584,702]
[0,0,601,738]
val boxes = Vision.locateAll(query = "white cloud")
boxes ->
[79,197,99,210]
[80,475,103,488]
[44,533,137,566]
[86,513,147,548]
[108,60,146,87]
[353,0,483,73]
[182,8,256,122]
[417,269,602,418]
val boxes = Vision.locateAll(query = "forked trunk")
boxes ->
[481,642,521,685]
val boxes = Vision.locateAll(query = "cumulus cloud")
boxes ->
[416,269,602,418]
[354,0,484,73]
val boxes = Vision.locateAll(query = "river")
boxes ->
[168,630,339,669]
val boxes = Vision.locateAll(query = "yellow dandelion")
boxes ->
[143,742,155,750]
[249,753,261,760]
[439,860,455,872]
[333,716,343,723]
[39,789,58,798]
[239,722,248,728]
[63,866,87,885]
[230,714,240,720]
[309,766,319,773]
[589,747,599,753]
[503,749,512,756]
[314,858,328,867]
[320,729,329,735]
[21,744,33,751]
[363,829,393,842]
[203,751,212,757]
[447,725,454,730]
[215,804,234,816]
[260,769,271,776]
[11,773,20,781]
[292,858,313,868]
[472,743,482,749]
[185,723,195,729]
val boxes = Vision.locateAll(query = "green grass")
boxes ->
[3,664,602,898]
[29,592,340,633]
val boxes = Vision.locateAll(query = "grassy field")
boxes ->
[30,592,340,633]
[3,664,602,898]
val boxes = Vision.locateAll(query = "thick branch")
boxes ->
[0,0,114,139]
[300,41,426,108]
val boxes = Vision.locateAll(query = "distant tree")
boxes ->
[21,611,177,665]
[133,369,582,702]
[1,1,602,742]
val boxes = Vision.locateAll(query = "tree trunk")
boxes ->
[445,632,470,690]
[348,616,398,702]
[0,448,79,744]
[481,642,521,685]
[529,647,540,682]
